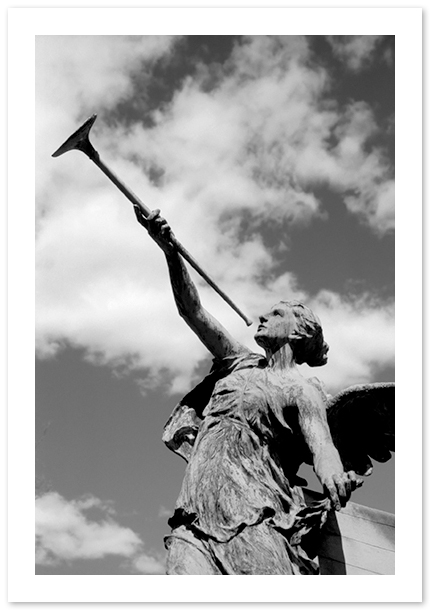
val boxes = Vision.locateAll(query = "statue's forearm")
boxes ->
[312,443,344,479]
[296,390,344,477]
[165,250,203,321]
[142,208,245,359]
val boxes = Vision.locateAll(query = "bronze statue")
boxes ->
[139,209,394,575]
[52,116,394,576]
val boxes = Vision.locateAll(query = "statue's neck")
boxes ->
[264,344,297,372]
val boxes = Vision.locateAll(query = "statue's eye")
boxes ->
[273,309,283,316]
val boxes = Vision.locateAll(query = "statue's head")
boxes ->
[254,300,329,367]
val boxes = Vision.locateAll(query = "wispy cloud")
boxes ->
[326,35,386,71]
[305,291,394,393]
[131,554,165,575]
[36,35,394,394]
[36,491,165,574]
[158,505,172,519]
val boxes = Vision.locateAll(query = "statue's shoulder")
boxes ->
[210,348,264,373]
[303,375,330,406]
[306,375,325,391]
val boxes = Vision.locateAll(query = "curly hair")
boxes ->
[279,300,329,367]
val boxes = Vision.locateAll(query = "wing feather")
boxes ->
[326,382,394,476]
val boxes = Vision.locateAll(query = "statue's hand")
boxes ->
[145,208,176,255]
[321,470,363,511]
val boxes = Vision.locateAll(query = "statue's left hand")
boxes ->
[321,470,363,511]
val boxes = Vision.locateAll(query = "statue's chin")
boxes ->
[254,334,268,348]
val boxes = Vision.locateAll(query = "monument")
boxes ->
[52,116,395,576]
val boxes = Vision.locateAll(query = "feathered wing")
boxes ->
[326,382,394,476]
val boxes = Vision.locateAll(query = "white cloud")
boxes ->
[36,492,165,574]
[36,35,178,117]
[36,35,394,394]
[132,554,165,575]
[344,179,395,235]
[293,99,394,235]
[35,35,180,219]
[304,291,395,393]
[327,35,385,71]
[36,36,172,117]
[36,492,141,565]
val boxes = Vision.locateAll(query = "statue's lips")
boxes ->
[256,325,266,332]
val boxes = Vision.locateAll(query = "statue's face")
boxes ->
[254,302,297,350]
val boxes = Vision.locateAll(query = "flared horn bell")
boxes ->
[52,114,98,158]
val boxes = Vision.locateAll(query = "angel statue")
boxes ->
[138,208,394,576]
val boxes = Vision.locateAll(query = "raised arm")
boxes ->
[138,208,248,360]
[296,383,362,511]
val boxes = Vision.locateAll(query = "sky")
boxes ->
[35,34,395,576]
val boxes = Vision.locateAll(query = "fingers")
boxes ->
[147,209,167,235]
[148,210,170,235]
[326,471,364,512]
[324,482,341,512]
[147,208,161,222]
[333,474,348,508]
[145,209,176,253]
[133,204,148,227]
[138,208,172,239]
[134,207,174,244]
[343,475,351,497]
[347,470,363,490]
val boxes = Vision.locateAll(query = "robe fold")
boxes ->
[162,351,330,575]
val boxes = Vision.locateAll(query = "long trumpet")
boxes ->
[52,114,253,326]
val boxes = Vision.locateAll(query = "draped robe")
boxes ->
[163,351,330,575]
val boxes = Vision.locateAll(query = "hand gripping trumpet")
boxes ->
[52,114,252,326]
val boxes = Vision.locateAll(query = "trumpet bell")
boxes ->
[52,114,97,158]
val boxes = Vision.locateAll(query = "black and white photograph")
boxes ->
[7,5,422,604]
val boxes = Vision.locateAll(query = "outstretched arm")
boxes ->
[296,384,362,510]
[138,208,248,360]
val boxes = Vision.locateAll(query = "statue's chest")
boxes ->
[207,366,299,431]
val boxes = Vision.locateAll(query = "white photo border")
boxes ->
[8,5,422,604]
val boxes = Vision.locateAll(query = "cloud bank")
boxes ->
[36,492,165,574]
[36,35,394,394]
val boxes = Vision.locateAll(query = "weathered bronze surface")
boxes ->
[146,211,394,575]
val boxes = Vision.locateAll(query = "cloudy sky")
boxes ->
[35,34,395,576]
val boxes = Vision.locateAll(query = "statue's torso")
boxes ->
[165,352,330,574]
[174,356,317,541]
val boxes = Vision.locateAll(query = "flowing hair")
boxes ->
[280,300,329,367]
